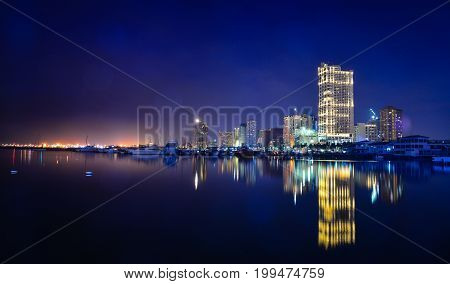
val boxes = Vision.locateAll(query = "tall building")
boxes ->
[239,123,247,147]
[194,120,208,149]
[233,127,240,147]
[283,114,317,148]
[365,122,378,142]
[246,119,257,147]
[318,63,354,142]
[269,128,284,149]
[218,131,233,147]
[380,106,403,141]
[257,129,269,147]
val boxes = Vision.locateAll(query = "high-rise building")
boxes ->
[194,120,208,149]
[239,123,247,147]
[233,127,240,147]
[257,129,269,147]
[318,63,354,143]
[283,114,317,148]
[380,106,403,141]
[218,131,233,147]
[246,120,257,147]
[269,128,284,149]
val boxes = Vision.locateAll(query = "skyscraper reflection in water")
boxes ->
[283,160,317,205]
[189,156,416,249]
[317,163,355,249]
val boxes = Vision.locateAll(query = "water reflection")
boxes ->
[283,160,317,204]
[7,150,442,251]
[317,164,355,249]
[190,157,433,249]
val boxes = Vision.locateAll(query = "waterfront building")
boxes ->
[246,119,257,147]
[257,129,270,148]
[380,106,403,142]
[354,123,366,142]
[233,127,240,147]
[365,122,378,142]
[318,63,354,143]
[194,120,208,149]
[393,135,432,157]
[283,114,317,148]
[354,122,378,142]
[239,123,247,147]
[218,131,233,147]
[269,128,284,149]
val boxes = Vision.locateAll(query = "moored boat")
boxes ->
[207,146,219,157]
[129,145,162,155]
[164,141,178,156]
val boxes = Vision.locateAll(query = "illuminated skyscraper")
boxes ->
[246,119,256,147]
[318,63,354,142]
[380,106,403,141]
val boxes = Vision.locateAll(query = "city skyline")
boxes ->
[1,0,450,145]
[1,1,450,271]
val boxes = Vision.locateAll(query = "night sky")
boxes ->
[1,0,449,144]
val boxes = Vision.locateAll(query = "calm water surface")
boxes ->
[1,149,450,263]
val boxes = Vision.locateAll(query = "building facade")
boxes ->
[380,106,402,142]
[246,120,257,147]
[218,131,233,147]
[283,114,317,148]
[233,127,240,147]
[257,129,270,148]
[194,120,208,149]
[354,122,378,142]
[270,128,284,149]
[239,123,247,147]
[318,63,354,143]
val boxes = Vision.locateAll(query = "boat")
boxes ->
[163,141,178,156]
[237,146,254,158]
[129,145,162,155]
[106,147,119,154]
[207,146,219,157]
[77,145,97,152]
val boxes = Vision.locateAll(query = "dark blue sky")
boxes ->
[1,0,449,144]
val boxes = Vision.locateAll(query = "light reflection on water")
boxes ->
[2,149,450,263]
